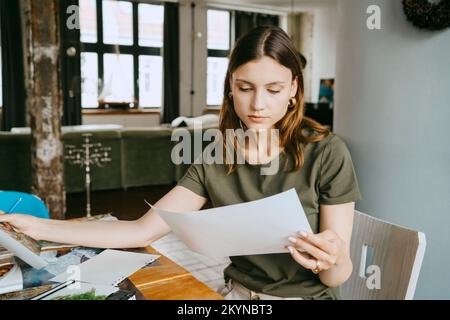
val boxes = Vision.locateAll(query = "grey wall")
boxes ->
[334,0,450,299]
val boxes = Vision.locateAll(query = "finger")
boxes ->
[0,223,14,232]
[294,237,335,265]
[286,237,307,253]
[298,231,337,255]
[287,246,317,270]
[0,213,15,223]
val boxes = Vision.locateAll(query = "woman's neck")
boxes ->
[241,129,283,165]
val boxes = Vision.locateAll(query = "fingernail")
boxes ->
[287,246,295,254]
[288,236,297,244]
[298,231,308,238]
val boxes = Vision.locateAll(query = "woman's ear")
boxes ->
[290,76,298,97]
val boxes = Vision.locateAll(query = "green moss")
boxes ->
[55,289,107,300]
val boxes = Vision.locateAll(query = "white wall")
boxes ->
[310,5,337,102]
[292,12,314,102]
[335,0,450,299]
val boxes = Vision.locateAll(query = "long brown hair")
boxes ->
[219,26,331,174]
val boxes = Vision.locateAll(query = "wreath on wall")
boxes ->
[402,0,450,30]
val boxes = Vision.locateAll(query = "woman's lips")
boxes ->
[248,115,268,123]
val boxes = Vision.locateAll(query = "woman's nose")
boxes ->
[251,92,266,111]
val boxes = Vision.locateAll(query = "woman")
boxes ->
[0,26,361,300]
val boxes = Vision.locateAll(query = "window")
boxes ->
[79,0,164,108]
[207,9,230,106]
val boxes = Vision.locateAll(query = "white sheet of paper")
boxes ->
[49,249,160,286]
[152,188,312,257]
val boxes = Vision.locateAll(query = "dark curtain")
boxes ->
[256,14,279,28]
[162,2,179,124]
[0,0,27,131]
[235,11,280,42]
[60,0,82,126]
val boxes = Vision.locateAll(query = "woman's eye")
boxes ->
[268,89,280,94]
[238,87,252,92]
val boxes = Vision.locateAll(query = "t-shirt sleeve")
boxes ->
[176,163,209,198]
[318,135,362,205]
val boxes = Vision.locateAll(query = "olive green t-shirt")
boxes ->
[176,133,362,300]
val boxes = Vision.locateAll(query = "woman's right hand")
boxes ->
[0,210,43,240]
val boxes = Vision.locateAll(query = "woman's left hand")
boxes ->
[286,229,347,273]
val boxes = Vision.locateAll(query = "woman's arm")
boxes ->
[286,202,355,288]
[0,186,207,249]
[316,202,354,287]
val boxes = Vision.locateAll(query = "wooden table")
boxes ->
[1,213,223,300]
[0,246,223,300]
[73,215,223,299]
[127,246,224,300]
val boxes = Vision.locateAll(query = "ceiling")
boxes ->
[205,0,337,11]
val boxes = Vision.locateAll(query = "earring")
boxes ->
[228,92,233,99]
[288,97,297,108]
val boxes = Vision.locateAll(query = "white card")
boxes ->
[153,188,312,257]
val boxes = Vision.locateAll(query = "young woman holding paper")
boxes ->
[0,26,361,300]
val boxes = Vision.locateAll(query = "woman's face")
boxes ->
[230,56,298,130]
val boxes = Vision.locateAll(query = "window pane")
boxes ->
[207,57,228,106]
[81,52,98,108]
[101,53,134,103]
[138,4,164,47]
[207,10,230,50]
[139,55,162,107]
[102,0,133,45]
[80,0,97,43]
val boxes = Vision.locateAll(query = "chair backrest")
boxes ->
[340,210,426,300]
[0,191,49,219]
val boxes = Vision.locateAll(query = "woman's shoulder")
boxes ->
[302,129,350,157]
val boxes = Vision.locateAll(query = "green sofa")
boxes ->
[63,130,124,193]
[121,128,175,189]
[0,125,216,194]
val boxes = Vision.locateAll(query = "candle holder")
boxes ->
[64,133,112,217]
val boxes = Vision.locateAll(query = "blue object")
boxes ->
[0,191,49,219]
[7,197,23,213]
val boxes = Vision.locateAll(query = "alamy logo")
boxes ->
[66,5,80,30]
[171,123,281,176]
[366,5,381,30]
[365,265,381,290]
[66,265,81,290]
[360,244,381,290]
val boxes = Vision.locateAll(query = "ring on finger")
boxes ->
[312,260,322,274]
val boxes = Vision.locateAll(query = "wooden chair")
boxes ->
[340,210,426,300]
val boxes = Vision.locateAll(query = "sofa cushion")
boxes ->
[62,130,123,193]
[121,128,175,188]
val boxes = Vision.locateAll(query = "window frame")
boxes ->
[80,0,164,109]
[206,8,231,108]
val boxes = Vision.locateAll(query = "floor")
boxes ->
[66,185,230,294]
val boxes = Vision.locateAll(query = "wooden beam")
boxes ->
[22,0,66,219]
